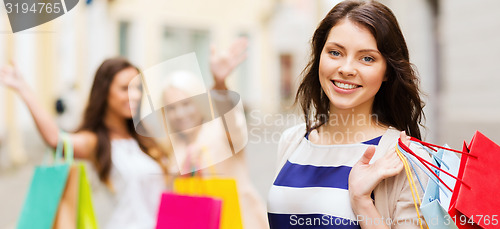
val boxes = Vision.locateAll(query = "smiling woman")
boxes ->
[319,19,387,111]
[106,67,142,119]
[268,1,430,229]
[295,1,424,140]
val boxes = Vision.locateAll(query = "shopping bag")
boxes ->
[395,143,427,229]
[404,132,500,229]
[447,142,482,229]
[399,138,474,229]
[53,165,80,229]
[76,163,98,229]
[448,131,500,229]
[397,139,470,229]
[438,145,460,211]
[53,164,98,229]
[419,147,459,229]
[174,176,243,229]
[155,192,222,229]
[17,134,73,229]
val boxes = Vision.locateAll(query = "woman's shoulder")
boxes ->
[378,127,429,154]
[281,123,307,140]
[373,126,431,166]
[71,130,99,159]
[273,123,307,176]
[378,127,401,145]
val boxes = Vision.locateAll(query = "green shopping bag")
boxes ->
[17,133,73,229]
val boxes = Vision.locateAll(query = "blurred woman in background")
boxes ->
[1,58,168,228]
[162,38,268,229]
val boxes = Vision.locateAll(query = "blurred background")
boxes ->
[1,0,499,227]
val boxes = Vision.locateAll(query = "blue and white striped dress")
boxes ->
[267,133,382,229]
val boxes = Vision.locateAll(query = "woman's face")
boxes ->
[163,87,204,132]
[107,67,141,118]
[319,19,387,112]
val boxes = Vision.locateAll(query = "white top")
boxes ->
[269,124,431,229]
[267,128,384,228]
[104,139,166,229]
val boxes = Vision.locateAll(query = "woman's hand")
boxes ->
[0,62,27,92]
[349,131,409,208]
[210,37,248,90]
[0,61,96,160]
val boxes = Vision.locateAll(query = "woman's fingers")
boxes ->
[349,131,412,198]
[0,66,14,85]
[378,131,408,178]
[379,153,404,178]
[210,38,248,83]
[228,37,248,69]
[0,64,21,82]
[384,162,404,177]
[229,37,248,57]
[400,130,411,147]
[374,143,405,179]
[358,145,376,165]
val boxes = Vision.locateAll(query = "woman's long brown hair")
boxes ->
[78,57,168,184]
[295,0,425,139]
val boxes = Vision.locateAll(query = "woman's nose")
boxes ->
[338,58,356,77]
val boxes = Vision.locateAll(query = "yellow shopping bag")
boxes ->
[174,176,243,229]
[77,163,98,229]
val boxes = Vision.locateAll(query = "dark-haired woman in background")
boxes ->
[268,1,431,228]
[1,58,167,228]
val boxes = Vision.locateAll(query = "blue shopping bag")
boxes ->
[420,146,460,229]
[398,141,461,229]
[17,133,73,229]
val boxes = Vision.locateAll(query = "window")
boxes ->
[119,21,130,57]
[161,27,210,85]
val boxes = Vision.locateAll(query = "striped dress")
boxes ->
[267,132,382,229]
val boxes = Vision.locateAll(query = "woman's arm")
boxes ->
[208,38,249,153]
[0,63,96,159]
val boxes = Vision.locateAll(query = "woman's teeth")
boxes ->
[333,81,359,90]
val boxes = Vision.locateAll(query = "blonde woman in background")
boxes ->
[162,38,269,229]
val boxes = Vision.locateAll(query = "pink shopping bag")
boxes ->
[156,192,222,229]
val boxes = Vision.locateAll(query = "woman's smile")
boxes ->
[331,79,362,94]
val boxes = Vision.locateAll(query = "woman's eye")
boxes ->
[329,50,341,57]
[362,56,375,62]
